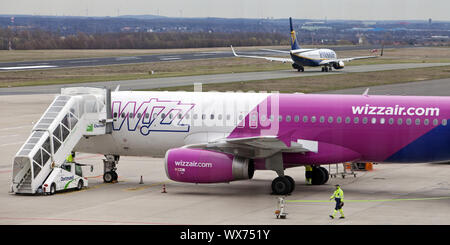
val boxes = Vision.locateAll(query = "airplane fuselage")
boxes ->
[290,48,337,67]
[75,91,450,168]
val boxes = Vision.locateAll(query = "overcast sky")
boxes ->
[1,0,449,21]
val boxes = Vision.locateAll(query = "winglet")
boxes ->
[363,88,370,97]
[114,85,120,92]
[230,45,238,57]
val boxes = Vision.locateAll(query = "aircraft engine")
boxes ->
[333,61,345,69]
[164,148,254,183]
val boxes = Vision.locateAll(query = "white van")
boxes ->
[42,162,91,195]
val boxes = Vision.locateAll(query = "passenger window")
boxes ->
[433,119,438,126]
[279,115,283,122]
[354,117,359,124]
[311,116,317,123]
[380,118,385,124]
[337,117,342,124]
[178,113,182,119]
[389,118,394,125]
[415,118,420,125]
[294,115,299,122]
[137,113,142,118]
[261,114,267,122]
[424,119,429,125]
[362,117,368,124]
[286,115,291,122]
[202,114,206,120]
[226,114,231,120]
[269,115,274,122]
[210,114,214,120]
[218,114,223,120]
[345,117,350,124]
[121,112,125,118]
[113,112,118,118]
[319,116,325,123]
[129,113,134,118]
[145,113,149,118]
[193,114,198,120]
[161,113,166,119]
[328,116,333,123]
[406,118,411,125]
[303,116,308,123]
[442,119,447,126]
[185,114,190,120]
[371,118,376,124]
[398,118,403,125]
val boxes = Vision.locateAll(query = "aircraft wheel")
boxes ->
[319,166,330,184]
[284,175,296,193]
[112,171,118,181]
[321,67,325,72]
[271,176,293,195]
[312,167,327,185]
[103,171,114,183]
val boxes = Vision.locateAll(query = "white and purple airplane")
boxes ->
[72,89,449,195]
[231,17,381,72]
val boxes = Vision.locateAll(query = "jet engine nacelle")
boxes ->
[333,61,345,69]
[164,148,255,183]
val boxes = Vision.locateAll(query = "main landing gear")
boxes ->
[103,155,119,183]
[321,66,332,72]
[269,159,330,195]
[292,64,304,72]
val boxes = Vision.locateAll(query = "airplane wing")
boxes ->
[260,48,291,54]
[231,46,294,64]
[319,56,378,65]
[183,135,318,158]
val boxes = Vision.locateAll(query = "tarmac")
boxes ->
[1,76,450,225]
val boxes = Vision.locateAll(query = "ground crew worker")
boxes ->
[329,184,345,219]
[305,165,313,185]
[66,152,75,163]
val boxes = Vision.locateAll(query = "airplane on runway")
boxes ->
[231,17,382,72]
[11,87,450,195]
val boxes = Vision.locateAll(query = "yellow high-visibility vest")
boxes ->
[330,188,344,201]
[66,155,73,163]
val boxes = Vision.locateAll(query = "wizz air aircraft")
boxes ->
[231,17,381,72]
[11,87,450,195]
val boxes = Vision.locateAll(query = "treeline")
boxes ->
[0,28,289,50]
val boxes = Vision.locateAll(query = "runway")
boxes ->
[1,62,449,95]
[0,44,400,71]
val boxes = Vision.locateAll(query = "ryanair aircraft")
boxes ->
[231,17,382,72]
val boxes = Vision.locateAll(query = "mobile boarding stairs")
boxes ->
[11,87,112,194]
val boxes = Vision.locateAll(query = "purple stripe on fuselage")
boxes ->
[228,94,450,165]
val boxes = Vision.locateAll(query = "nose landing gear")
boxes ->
[103,155,119,183]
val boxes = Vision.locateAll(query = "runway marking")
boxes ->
[69,60,99,64]
[286,196,450,203]
[0,65,57,70]
[125,181,168,191]
[0,134,19,138]
[159,57,181,61]
[0,141,23,147]
[0,125,30,131]
[0,216,187,225]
